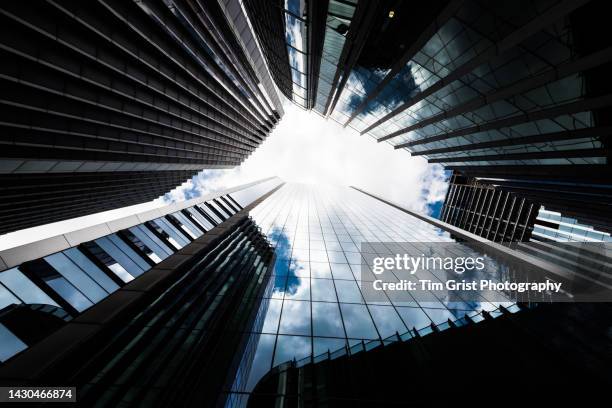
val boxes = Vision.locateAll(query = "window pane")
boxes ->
[204,201,227,223]
[284,277,309,300]
[45,253,107,303]
[212,199,233,217]
[312,302,344,337]
[171,213,203,239]
[0,268,57,306]
[368,305,407,338]
[260,299,282,334]
[130,225,173,259]
[278,300,310,336]
[340,303,378,339]
[396,307,432,330]
[311,278,337,302]
[152,218,190,248]
[186,208,215,231]
[122,230,163,264]
[108,235,150,271]
[64,248,119,293]
[334,280,363,303]
[95,237,146,278]
[83,242,134,284]
[0,284,21,310]
[313,337,346,356]
[273,335,311,366]
[45,276,93,312]
[0,324,27,362]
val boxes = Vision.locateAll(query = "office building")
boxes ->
[2,179,605,406]
[246,0,612,231]
[0,0,283,234]
[248,301,612,406]
[531,207,612,243]
[440,171,539,242]
[440,170,611,287]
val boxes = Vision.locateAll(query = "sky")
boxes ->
[0,102,449,250]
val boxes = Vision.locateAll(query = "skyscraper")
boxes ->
[0,0,283,234]
[2,180,604,406]
[440,171,539,242]
[246,0,612,231]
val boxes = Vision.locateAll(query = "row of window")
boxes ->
[0,194,243,362]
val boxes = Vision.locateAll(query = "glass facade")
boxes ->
[0,179,283,363]
[0,0,285,234]
[532,208,612,243]
[246,0,611,232]
[314,1,606,170]
[226,183,516,404]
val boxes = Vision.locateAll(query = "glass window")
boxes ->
[185,208,215,231]
[311,278,337,302]
[45,276,93,312]
[204,202,226,222]
[24,259,93,312]
[334,280,363,303]
[45,253,108,303]
[368,305,407,338]
[278,300,310,336]
[260,299,282,334]
[284,277,310,301]
[150,218,190,249]
[312,302,345,337]
[313,337,346,356]
[219,196,239,213]
[245,334,275,391]
[95,236,147,278]
[339,304,378,339]
[0,268,57,306]
[63,248,119,293]
[0,324,27,362]
[212,199,234,218]
[170,212,203,239]
[273,335,311,366]
[107,235,150,271]
[83,242,134,284]
[310,262,332,278]
[195,206,220,226]
[396,307,432,330]
[129,225,173,259]
[424,308,456,325]
[330,263,353,279]
[0,284,21,310]
[122,230,163,264]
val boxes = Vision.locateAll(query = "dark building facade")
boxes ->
[0,0,283,234]
[0,178,283,406]
[248,302,612,406]
[247,0,612,231]
[3,181,609,406]
[440,171,540,243]
[439,171,611,285]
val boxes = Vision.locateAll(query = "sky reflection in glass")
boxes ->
[233,183,514,394]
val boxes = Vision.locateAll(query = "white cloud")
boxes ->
[165,102,448,214]
[0,102,448,250]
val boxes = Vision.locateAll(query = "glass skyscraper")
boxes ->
[245,0,612,232]
[218,183,526,405]
[0,0,284,234]
[1,179,610,405]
